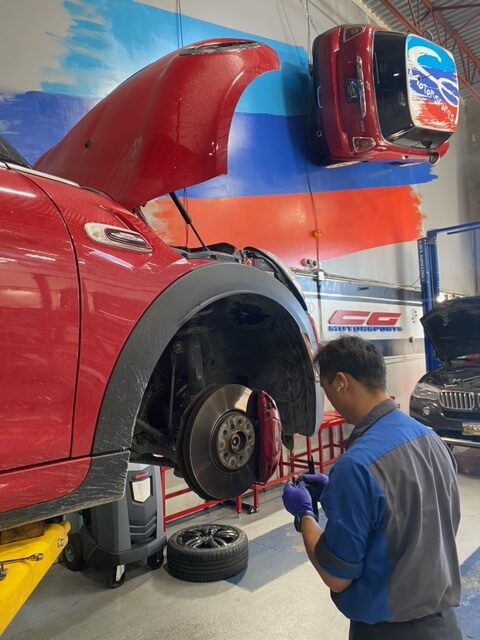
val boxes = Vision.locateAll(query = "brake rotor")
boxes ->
[178,385,258,500]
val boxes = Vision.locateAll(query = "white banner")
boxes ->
[305,295,424,342]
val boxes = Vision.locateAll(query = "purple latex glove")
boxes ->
[302,472,329,501]
[282,480,313,517]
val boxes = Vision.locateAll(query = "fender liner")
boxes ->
[93,261,322,455]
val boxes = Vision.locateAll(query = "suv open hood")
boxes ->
[35,39,279,210]
[421,296,480,362]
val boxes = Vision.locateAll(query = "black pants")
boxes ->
[349,608,462,640]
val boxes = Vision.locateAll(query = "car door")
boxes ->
[0,166,79,471]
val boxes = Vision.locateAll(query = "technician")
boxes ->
[283,336,462,640]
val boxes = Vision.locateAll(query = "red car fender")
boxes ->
[25,172,195,457]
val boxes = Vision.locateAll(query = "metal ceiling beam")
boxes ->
[376,0,480,101]
[432,3,480,10]
[451,9,480,36]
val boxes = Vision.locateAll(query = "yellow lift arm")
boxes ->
[0,521,70,635]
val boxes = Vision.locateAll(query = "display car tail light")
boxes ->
[352,136,376,152]
[343,25,366,42]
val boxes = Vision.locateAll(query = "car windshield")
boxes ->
[373,33,412,139]
[0,136,30,168]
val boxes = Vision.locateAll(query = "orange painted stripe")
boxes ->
[145,186,423,268]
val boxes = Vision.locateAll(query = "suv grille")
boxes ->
[439,390,476,411]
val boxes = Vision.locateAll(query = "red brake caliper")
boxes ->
[256,391,282,484]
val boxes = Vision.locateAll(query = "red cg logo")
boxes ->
[328,310,401,327]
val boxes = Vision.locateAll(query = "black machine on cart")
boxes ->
[63,463,167,587]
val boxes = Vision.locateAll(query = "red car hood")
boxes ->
[35,39,279,210]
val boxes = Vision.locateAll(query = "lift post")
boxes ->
[418,221,480,371]
[0,521,70,635]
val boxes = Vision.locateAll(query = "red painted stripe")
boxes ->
[145,186,422,267]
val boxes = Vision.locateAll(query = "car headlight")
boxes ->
[412,383,439,401]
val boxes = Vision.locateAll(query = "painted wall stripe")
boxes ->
[0,94,435,193]
[145,186,422,265]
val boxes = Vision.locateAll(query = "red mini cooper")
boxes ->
[0,39,322,531]
[312,25,460,166]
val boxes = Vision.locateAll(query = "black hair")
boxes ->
[314,336,387,391]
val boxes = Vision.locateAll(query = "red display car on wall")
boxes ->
[312,25,460,166]
[0,39,322,531]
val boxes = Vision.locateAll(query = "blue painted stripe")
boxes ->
[0,92,97,164]
[49,0,309,116]
[0,92,435,191]
[457,546,480,639]
[182,112,435,196]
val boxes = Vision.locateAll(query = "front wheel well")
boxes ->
[93,262,322,461]
[134,293,318,462]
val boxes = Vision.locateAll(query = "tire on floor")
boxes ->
[167,523,248,582]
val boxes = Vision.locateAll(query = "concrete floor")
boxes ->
[4,447,480,640]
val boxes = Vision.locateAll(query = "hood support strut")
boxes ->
[170,191,208,251]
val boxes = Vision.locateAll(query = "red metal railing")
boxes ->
[289,411,346,475]
[160,412,347,529]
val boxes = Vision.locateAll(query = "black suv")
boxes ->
[410,296,480,448]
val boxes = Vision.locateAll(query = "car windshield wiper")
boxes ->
[0,136,30,168]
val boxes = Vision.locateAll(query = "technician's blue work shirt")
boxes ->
[316,399,461,624]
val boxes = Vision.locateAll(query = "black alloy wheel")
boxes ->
[167,523,248,582]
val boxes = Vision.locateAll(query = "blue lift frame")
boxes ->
[418,221,480,371]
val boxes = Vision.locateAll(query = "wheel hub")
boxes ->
[214,411,255,470]
[178,385,258,500]
[177,524,241,549]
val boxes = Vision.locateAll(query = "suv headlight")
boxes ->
[412,383,439,401]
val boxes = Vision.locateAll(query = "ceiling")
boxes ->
[359,0,480,101]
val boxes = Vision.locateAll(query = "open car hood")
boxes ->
[35,39,279,210]
[421,296,480,362]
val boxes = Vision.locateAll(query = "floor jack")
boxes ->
[0,520,70,635]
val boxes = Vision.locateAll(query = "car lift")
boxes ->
[418,220,480,371]
[0,520,70,635]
